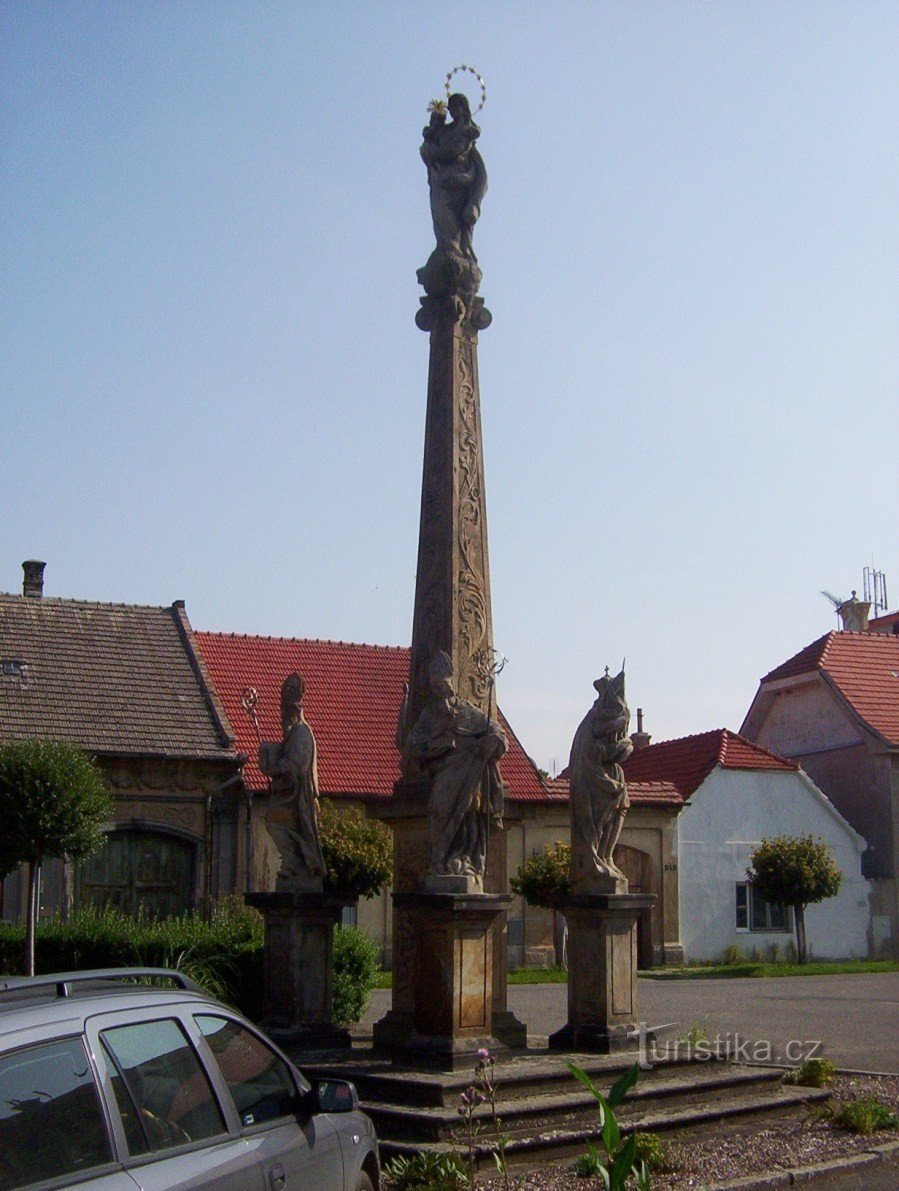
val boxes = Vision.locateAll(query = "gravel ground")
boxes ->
[473,1074,899,1189]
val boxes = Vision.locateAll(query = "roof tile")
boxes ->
[761,630,899,746]
[196,632,550,801]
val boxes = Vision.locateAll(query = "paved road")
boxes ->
[362,972,899,1072]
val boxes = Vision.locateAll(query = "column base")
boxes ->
[549,893,656,1055]
[246,891,354,1047]
[374,891,512,1070]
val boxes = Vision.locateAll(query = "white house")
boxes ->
[624,729,871,962]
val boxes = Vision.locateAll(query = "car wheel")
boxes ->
[355,1171,374,1191]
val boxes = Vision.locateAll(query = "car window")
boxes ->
[99,1018,226,1153]
[195,1014,298,1127]
[0,1037,112,1190]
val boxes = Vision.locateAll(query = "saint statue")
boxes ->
[568,669,633,893]
[259,673,326,892]
[417,92,488,313]
[402,651,506,890]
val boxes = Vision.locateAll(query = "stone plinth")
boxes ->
[385,890,512,1070]
[549,893,656,1054]
[246,891,354,1049]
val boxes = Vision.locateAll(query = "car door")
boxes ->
[0,1033,138,1190]
[86,1009,265,1191]
[191,1012,345,1191]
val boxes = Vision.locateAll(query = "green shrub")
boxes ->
[785,1058,836,1088]
[319,802,393,899]
[383,1150,468,1190]
[722,944,742,965]
[510,841,570,907]
[831,1096,898,1134]
[574,1143,604,1178]
[633,1130,672,1171]
[332,924,380,1026]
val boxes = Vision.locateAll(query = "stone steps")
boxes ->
[300,1048,829,1168]
[379,1084,830,1168]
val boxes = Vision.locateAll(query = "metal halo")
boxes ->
[444,64,487,113]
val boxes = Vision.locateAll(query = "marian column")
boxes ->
[374,75,525,1066]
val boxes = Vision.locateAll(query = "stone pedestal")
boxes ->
[384,890,512,1070]
[549,893,655,1054]
[372,788,526,1055]
[246,891,354,1049]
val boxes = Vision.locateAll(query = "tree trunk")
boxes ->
[794,904,807,964]
[25,860,39,977]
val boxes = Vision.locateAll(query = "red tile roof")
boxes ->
[761,631,899,747]
[544,775,682,808]
[195,632,550,801]
[615,729,797,798]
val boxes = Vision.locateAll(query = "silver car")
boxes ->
[0,968,379,1191]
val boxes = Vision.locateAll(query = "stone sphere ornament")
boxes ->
[444,64,487,113]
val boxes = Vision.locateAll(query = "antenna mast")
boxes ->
[863,567,889,616]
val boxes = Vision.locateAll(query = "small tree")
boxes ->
[0,740,111,975]
[746,836,843,964]
[510,841,571,907]
[318,801,392,899]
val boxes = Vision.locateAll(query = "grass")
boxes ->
[639,959,899,980]
[373,959,897,988]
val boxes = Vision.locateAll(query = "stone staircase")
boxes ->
[301,1048,829,1168]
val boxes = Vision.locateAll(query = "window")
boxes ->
[99,1019,226,1152]
[196,1015,299,1128]
[0,1037,112,1189]
[735,882,791,933]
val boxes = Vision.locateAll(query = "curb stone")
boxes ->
[704,1137,899,1189]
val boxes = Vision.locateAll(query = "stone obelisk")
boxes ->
[373,84,525,1065]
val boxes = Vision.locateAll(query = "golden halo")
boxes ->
[444,64,486,114]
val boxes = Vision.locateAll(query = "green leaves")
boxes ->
[510,841,570,907]
[608,1063,640,1108]
[568,1062,651,1188]
[746,835,843,909]
[0,739,111,870]
[318,801,393,899]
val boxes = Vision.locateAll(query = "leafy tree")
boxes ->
[510,841,571,908]
[746,836,843,964]
[0,740,111,975]
[318,801,392,899]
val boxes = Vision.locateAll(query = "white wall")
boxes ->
[679,767,871,962]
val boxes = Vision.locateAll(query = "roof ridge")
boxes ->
[0,592,177,613]
[196,629,408,653]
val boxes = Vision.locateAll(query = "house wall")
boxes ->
[1,757,242,924]
[503,801,683,968]
[678,768,871,962]
[250,795,683,969]
[748,678,897,955]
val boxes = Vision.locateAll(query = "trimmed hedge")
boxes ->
[0,900,377,1026]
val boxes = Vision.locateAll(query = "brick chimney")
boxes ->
[22,560,46,599]
[631,707,652,751]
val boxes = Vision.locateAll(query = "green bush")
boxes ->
[831,1096,898,1135]
[319,802,393,899]
[785,1058,836,1088]
[510,841,570,907]
[332,924,380,1026]
[0,902,379,1027]
[633,1130,673,1171]
[383,1150,468,1189]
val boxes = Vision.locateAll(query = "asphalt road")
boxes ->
[362,972,899,1072]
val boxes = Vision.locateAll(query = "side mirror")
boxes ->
[313,1078,360,1114]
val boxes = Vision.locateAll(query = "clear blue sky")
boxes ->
[3,2,896,773]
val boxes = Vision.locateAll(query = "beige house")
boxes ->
[0,563,244,922]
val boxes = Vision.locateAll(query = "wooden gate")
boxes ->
[78,830,195,919]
